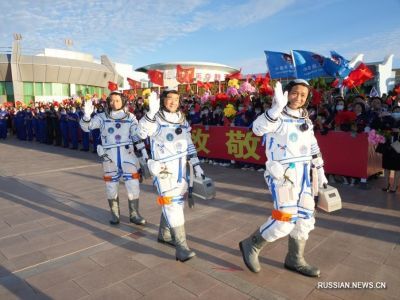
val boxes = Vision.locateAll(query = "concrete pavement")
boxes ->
[0,137,399,299]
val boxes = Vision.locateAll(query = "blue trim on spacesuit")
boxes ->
[102,141,132,149]
[260,219,276,235]
[117,146,122,172]
[177,158,182,183]
[104,119,132,123]
[268,137,274,150]
[282,119,306,124]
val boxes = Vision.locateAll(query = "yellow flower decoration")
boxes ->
[143,98,149,106]
[228,79,239,89]
[75,97,82,105]
[84,94,92,100]
[223,104,237,118]
[142,89,151,97]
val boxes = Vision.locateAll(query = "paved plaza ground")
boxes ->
[0,137,399,300]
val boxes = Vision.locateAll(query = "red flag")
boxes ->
[394,85,400,95]
[148,70,164,86]
[311,88,322,106]
[176,65,195,83]
[197,81,212,90]
[331,78,339,88]
[225,69,242,80]
[346,63,374,87]
[342,77,356,88]
[108,81,118,91]
[127,77,141,89]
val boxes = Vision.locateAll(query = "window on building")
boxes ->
[0,82,5,95]
[52,83,63,96]
[44,82,52,96]
[23,82,34,105]
[34,82,43,96]
[23,82,34,96]
[5,82,13,96]
[62,83,70,96]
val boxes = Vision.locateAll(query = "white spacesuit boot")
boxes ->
[284,235,320,277]
[158,213,174,246]
[107,197,120,225]
[170,225,196,262]
[239,228,269,273]
[128,199,146,225]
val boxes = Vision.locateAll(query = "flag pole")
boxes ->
[290,50,297,80]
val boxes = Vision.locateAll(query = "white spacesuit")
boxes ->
[137,89,203,262]
[80,91,147,225]
[239,80,327,277]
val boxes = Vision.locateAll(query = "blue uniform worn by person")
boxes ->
[59,109,69,148]
[38,109,47,143]
[239,80,328,278]
[25,108,34,141]
[15,109,27,140]
[32,109,39,141]
[0,107,9,139]
[68,107,80,149]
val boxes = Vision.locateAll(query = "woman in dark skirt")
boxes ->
[372,106,400,193]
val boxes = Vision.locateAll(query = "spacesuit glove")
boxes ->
[317,168,328,188]
[83,100,94,121]
[194,165,204,178]
[147,91,160,119]
[147,159,162,176]
[268,81,288,120]
[189,156,200,167]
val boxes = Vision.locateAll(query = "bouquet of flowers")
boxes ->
[367,129,385,145]
[223,104,237,119]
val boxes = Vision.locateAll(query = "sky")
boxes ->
[1,0,399,74]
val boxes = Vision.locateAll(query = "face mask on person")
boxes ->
[71,108,76,113]
[40,109,45,113]
[54,107,59,112]
[255,109,261,114]
[392,112,400,119]
[1,107,5,111]
[61,110,66,115]
[190,110,195,115]
[238,106,244,111]
[336,105,344,111]
[203,109,209,114]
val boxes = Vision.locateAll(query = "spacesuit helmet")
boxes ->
[284,79,312,108]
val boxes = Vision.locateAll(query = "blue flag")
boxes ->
[264,51,296,79]
[292,50,328,79]
[323,51,351,78]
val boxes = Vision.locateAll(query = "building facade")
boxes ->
[0,41,122,104]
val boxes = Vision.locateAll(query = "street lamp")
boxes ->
[13,33,22,40]
[65,39,73,48]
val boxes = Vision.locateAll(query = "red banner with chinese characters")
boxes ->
[191,125,382,178]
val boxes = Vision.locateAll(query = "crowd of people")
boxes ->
[1,81,400,191]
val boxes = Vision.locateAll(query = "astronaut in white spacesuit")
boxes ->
[137,89,203,262]
[80,91,147,226]
[239,79,327,277]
